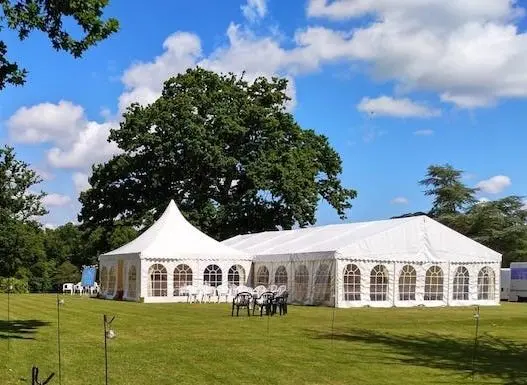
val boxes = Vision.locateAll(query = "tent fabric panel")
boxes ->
[101,200,250,261]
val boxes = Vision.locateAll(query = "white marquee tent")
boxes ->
[222,215,502,308]
[99,200,252,303]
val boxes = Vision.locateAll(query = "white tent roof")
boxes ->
[222,215,502,263]
[101,200,251,260]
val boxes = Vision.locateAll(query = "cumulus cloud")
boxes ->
[306,0,527,108]
[7,100,85,145]
[413,129,434,136]
[357,96,441,118]
[241,0,267,22]
[391,196,409,204]
[72,172,91,195]
[476,175,512,194]
[42,193,71,207]
[46,121,120,169]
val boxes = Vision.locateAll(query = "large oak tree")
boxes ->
[79,68,357,240]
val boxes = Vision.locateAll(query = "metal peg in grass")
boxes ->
[31,366,55,385]
[471,305,481,381]
[56,294,65,385]
[103,315,117,385]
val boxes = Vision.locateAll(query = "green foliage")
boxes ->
[0,0,119,90]
[44,222,83,265]
[108,225,137,249]
[54,261,80,285]
[29,260,56,292]
[411,164,527,267]
[419,164,477,217]
[0,145,47,221]
[79,68,356,240]
[0,276,29,293]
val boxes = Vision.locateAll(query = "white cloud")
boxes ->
[357,96,441,118]
[119,32,202,114]
[7,100,85,145]
[46,121,120,169]
[476,175,512,194]
[413,129,434,136]
[120,23,299,113]
[241,0,267,22]
[43,223,57,230]
[478,197,490,204]
[305,0,527,108]
[72,172,91,195]
[42,193,71,207]
[391,196,409,204]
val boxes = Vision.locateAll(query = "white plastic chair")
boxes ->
[201,285,216,303]
[216,284,230,303]
[74,282,84,295]
[269,284,278,293]
[184,286,198,303]
[277,285,287,296]
[62,283,74,294]
[254,285,267,297]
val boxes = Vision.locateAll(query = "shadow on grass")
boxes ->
[0,320,50,340]
[311,328,527,384]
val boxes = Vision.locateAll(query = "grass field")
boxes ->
[0,295,526,385]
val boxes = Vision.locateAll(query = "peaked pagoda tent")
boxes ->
[99,200,252,302]
[222,215,502,308]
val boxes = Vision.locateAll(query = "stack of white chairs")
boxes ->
[200,285,216,303]
[216,284,230,303]
[276,285,287,296]
[74,282,84,295]
[62,283,74,294]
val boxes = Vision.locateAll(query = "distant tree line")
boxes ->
[0,146,137,293]
[393,164,527,267]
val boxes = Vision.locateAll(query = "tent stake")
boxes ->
[56,293,63,385]
[330,305,336,346]
[471,305,480,381]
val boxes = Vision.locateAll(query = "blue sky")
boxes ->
[1,0,527,228]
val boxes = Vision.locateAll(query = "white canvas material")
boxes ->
[100,201,501,307]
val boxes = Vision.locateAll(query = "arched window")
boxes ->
[256,266,269,285]
[203,264,222,287]
[424,266,443,301]
[453,266,469,300]
[343,264,361,301]
[478,266,495,300]
[148,264,167,297]
[228,265,245,286]
[108,266,116,296]
[313,264,333,304]
[100,266,108,293]
[370,265,388,301]
[274,266,288,286]
[174,264,192,295]
[398,265,417,301]
[127,265,137,298]
[294,265,309,302]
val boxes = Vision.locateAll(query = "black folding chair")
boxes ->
[253,291,274,316]
[231,292,252,317]
[272,291,289,316]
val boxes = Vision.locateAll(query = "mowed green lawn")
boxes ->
[1,295,526,385]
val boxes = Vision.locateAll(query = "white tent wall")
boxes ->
[447,262,501,307]
[98,254,140,300]
[139,258,253,303]
[252,255,336,306]
[335,259,500,308]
